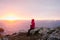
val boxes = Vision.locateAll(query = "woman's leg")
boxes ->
[27,29,32,36]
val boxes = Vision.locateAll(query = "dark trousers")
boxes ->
[27,28,34,36]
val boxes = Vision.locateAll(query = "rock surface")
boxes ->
[0,27,60,40]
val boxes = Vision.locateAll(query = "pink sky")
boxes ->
[0,0,60,20]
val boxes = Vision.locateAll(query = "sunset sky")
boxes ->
[0,0,60,20]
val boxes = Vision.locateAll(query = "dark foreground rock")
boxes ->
[0,27,60,40]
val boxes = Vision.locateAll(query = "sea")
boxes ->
[0,20,60,35]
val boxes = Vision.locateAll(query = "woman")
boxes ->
[27,19,35,36]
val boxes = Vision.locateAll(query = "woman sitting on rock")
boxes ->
[27,19,35,36]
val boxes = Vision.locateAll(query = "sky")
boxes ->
[0,0,60,20]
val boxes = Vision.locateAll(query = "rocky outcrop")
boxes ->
[0,27,60,40]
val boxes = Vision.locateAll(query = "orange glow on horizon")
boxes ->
[0,13,21,20]
[0,13,21,23]
[0,13,60,20]
[5,20,16,25]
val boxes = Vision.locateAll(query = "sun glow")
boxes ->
[0,13,21,23]
[4,15,19,20]
[0,13,20,20]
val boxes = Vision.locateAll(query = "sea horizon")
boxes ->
[0,20,60,35]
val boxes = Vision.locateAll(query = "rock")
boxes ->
[47,29,60,40]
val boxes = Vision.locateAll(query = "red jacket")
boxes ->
[30,19,35,29]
